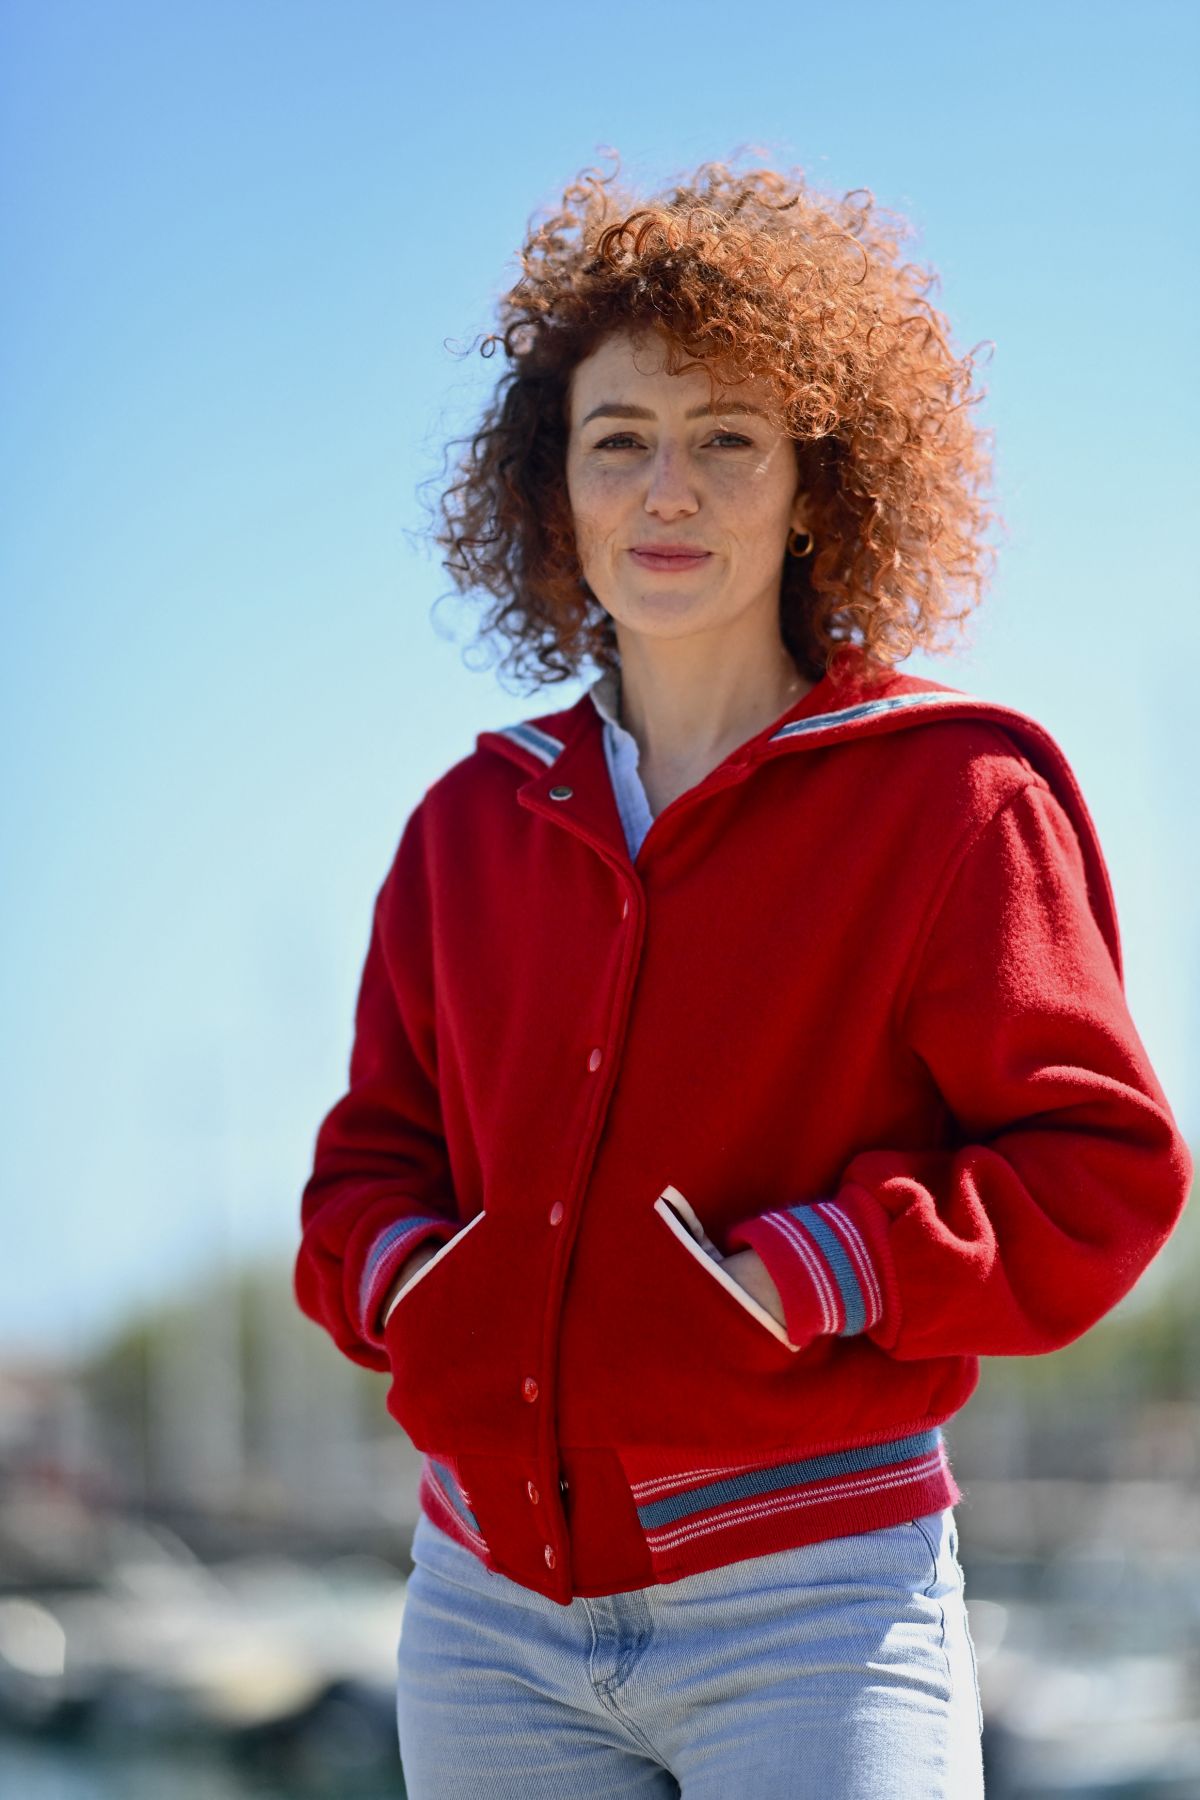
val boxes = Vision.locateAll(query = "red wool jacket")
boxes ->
[294,649,1192,1604]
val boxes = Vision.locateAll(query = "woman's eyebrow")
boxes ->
[580,401,770,426]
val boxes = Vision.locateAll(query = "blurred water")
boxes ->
[1,1735,268,1798]
[0,1733,405,1799]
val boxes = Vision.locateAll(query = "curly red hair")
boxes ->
[427,152,999,693]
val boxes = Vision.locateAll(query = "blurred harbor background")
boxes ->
[4,1196,1199,1797]
[4,0,1198,1794]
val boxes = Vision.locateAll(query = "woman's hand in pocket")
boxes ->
[720,1247,786,1329]
[382,1240,442,1326]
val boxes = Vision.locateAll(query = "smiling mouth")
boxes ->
[629,548,711,569]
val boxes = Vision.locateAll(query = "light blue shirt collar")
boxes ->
[585,670,655,859]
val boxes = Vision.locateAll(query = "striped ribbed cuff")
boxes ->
[358,1215,460,1348]
[724,1191,890,1348]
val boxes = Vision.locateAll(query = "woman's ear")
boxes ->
[791,487,813,532]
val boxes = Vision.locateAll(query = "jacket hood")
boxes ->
[476,653,1123,983]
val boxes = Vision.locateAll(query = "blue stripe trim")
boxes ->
[358,1216,449,1325]
[787,1205,867,1336]
[636,1428,943,1531]
[769,691,967,741]
[361,1216,447,1288]
[429,1456,481,1534]
[496,721,565,764]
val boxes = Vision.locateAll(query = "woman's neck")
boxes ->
[616,640,814,777]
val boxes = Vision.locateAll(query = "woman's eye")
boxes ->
[592,432,751,451]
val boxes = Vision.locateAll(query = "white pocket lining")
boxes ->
[382,1209,486,1329]
[654,1185,799,1351]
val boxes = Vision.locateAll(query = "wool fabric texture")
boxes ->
[295,647,1192,1605]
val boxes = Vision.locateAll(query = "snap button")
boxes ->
[587,1047,603,1072]
[527,1480,540,1505]
[548,1201,564,1226]
[548,785,573,801]
[544,1544,557,1569]
[522,1376,539,1402]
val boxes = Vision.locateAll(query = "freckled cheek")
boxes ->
[721,473,796,538]
[570,484,627,556]
[575,469,629,508]
[569,511,606,571]
[713,464,779,501]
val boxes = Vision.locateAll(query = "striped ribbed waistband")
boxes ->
[418,1425,960,1600]
[625,1427,955,1573]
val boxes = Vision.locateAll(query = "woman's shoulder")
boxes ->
[844,672,1121,957]
[816,664,1056,827]
[887,708,1048,819]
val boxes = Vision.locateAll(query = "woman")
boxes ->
[294,157,1192,1797]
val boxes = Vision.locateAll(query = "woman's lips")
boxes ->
[629,549,711,572]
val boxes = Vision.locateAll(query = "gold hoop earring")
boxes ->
[787,526,814,558]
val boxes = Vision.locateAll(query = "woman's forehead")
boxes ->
[569,330,779,420]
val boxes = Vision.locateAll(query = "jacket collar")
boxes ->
[474,650,1122,981]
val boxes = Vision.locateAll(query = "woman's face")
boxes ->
[565,327,810,651]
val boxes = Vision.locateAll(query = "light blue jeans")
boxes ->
[395,1504,985,1797]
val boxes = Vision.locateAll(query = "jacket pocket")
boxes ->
[653,1184,801,1354]
[381,1208,490,1449]
[381,1210,486,1330]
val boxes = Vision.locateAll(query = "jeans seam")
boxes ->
[589,1630,672,1768]
[909,1513,951,1697]
[952,1534,985,1738]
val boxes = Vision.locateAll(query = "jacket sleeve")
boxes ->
[294,799,461,1372]
[725,777,1194,1360]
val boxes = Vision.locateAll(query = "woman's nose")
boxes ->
[643,447,699,511]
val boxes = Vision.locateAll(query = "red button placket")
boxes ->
[518,805,636,1590]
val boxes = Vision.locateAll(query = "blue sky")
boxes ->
[3,0,1197,1358]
